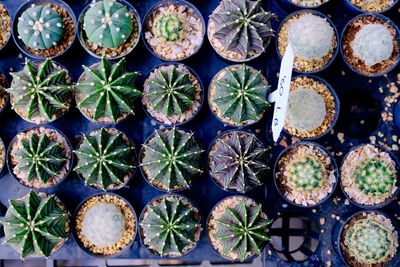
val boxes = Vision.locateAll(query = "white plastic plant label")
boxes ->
[269,42,295,142]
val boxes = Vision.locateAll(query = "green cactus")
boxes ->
[211,197,271,261]
[145,65,195,117]
[210,0,274,59]
[74,127,136,190]
[209,131,268,193]
[0,191,70,258]
[140,195,202,257]
[152,10,185,43]
[141,127,203,191]
[353,159,396,197]
[287,156,326,191]
[12,128,69,186]
[83,0,133,48]
[211,65,270,125]
[7,58,72,124]
[75,57,141,123]
[17,4,63,50]
[344,217,394,264]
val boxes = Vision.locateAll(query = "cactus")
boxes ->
[141,127,203,191]
[209,131,268,193]
[344,217,395,264]
[12,129,69,186]
[0,191,69,258]
[17,4,64,50]
[145,65,195,117]
[287,156,326,191]
[74,127,136,190]
[210,0,274,58]
[152,10,185,43]
[83,0,133,48]
[75,57,141,123]
[211,197,271,261]
[211,65,270,125]
[353,159,396,197]
[140,195,202,257]
[7,58,72,123]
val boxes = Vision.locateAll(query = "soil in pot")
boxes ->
[0,3,11,50]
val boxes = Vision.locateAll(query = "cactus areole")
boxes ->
[152,10,185,43]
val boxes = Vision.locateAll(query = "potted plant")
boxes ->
[344,0,399,13]
[74,127,136,191]
[0,2,11,51]
[208,64,270,127]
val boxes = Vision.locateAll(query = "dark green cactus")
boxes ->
[7,58,72,123]
[344,217,395,264]
[211,65,270,125]
[12,129,69,185]
[287,156,326,191]
[74,127,136,190]
[83,0,133,48]
[17,4,63,50]
[210,0,274,58]
[152,10,185,43]
[354,159,396,197]
[209,131,268,193]
[75,57,141,123]
[212,197,271,261]
[0,191,69,258]
[141,127,203,191]
[145,65,195,117]
[140,195,202,257]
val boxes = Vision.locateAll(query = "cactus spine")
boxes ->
[287,156,326,191]
[152,11,185,43]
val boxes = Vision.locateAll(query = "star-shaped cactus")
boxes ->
[210,65,270,125]
[74,127,136,190]
[7,58,73,124]
[140,195,202,257]
[140,127,203,191]
[209,131,268,193]
[75,57,142,123]
[0,191,70,258]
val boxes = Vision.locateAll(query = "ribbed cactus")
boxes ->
[0,191,70,258]
[17,4,63,49]
[12,129,69,186]
[145,65,195,117]
[287,156,326,191]
[344,217,394,264]
[211,65,270,125]
[7,58,72,124]
[209,131,268,193]
[353,159,396,197]
[211,197,271,261]
[152,10,185,43]
[83,0,133,48]
[140,195,202,257]
[74,127,136,190]
[210,0,274,59]
[141,127,203,191]
[75,57,141,123]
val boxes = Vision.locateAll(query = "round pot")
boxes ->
[77,0,141,60]
[273,141,339,208]
[12,0,77,59]
[276,9,339,74]
[142,0,206,62]
[343,0,400,13]
[142,62,204,127]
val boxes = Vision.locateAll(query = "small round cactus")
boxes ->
[17,4,64,50]
[287,156,326,192]
[7,58,73,124]
[152,10,185,43]
[208,196,271,261]
[140,194,202,258]
[75,57,141,124]
[83,0,133,49]
[140,127,203,191]
[208,130,268,193]
[74,127,136,190]
[0,190,70,258]
[209,65,270,126]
